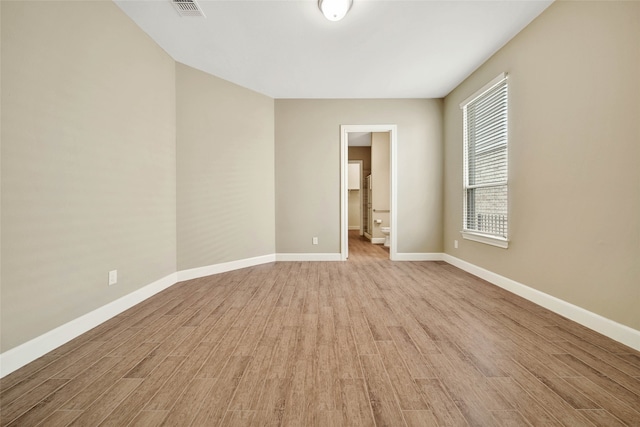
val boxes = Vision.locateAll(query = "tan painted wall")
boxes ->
[176,64,275,269]
[275,99,443,254]
[348,147,371,176]
[1,2,3,343]
[348,191,361,229]
[347,161,361,229]
[443,1,640,330]
[1,1,177,351]
[371,132,390,239]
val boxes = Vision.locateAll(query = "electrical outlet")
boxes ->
[312,237,318,245]
[454,240,459,249]
[108,270,118,286]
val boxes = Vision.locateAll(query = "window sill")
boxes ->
[461,231,509,249]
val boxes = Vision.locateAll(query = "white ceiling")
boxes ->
[348,132,372,147]
[114,0,553,99]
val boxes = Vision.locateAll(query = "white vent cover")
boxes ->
[171,0,206,17]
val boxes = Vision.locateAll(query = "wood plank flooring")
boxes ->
[2,231,639,426]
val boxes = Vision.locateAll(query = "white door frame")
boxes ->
[341,124,398,261]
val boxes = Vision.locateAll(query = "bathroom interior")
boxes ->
[348,131,391,255]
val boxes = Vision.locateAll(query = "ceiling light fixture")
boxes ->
[318,0,352,22]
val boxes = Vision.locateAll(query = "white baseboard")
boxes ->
[0,272,178,378]
[177,254,276,282]
[4,251,637,378]
[276,253,342,261]
[348,226,360,230]
[370,237,385,244]
[0,253,277,378]
[394,253,444,261]
[442,254,640,352]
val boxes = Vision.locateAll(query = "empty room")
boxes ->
[1,0,639,425]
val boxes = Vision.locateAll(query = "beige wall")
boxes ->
[176,64,275,269]
[443,1,640,330]
[348,147,371,176]
[275,99,443,254]
[348,191,361,229]
[1,1,177,351]
[347,161,361,229]
[371,132,390,239]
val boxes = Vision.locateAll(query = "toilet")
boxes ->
[380,226,390,247]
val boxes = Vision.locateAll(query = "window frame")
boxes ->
[460,73,509,249]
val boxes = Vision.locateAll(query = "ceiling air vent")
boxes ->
[171,0,206,17]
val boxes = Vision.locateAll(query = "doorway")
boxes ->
[340,124,397,261]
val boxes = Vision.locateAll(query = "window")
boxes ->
[461,73,508,248]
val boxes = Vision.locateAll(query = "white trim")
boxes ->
[276,253,342,262]
[176,254,275,282]
[0,253,278,378]
[370,237,386,245]
[341,124,398,262]
[442,254,640,351]
[348,226,360,231]
[461,231,509,249]
[460,72,507,108]
[0,272,178,377]
[394,253,444,261]
[340,128,348,260]
[389,126,398,261]
[5,251,636,379]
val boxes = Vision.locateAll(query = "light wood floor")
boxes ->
[2,231,639,426]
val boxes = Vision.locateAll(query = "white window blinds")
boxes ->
[462,74,508,244]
